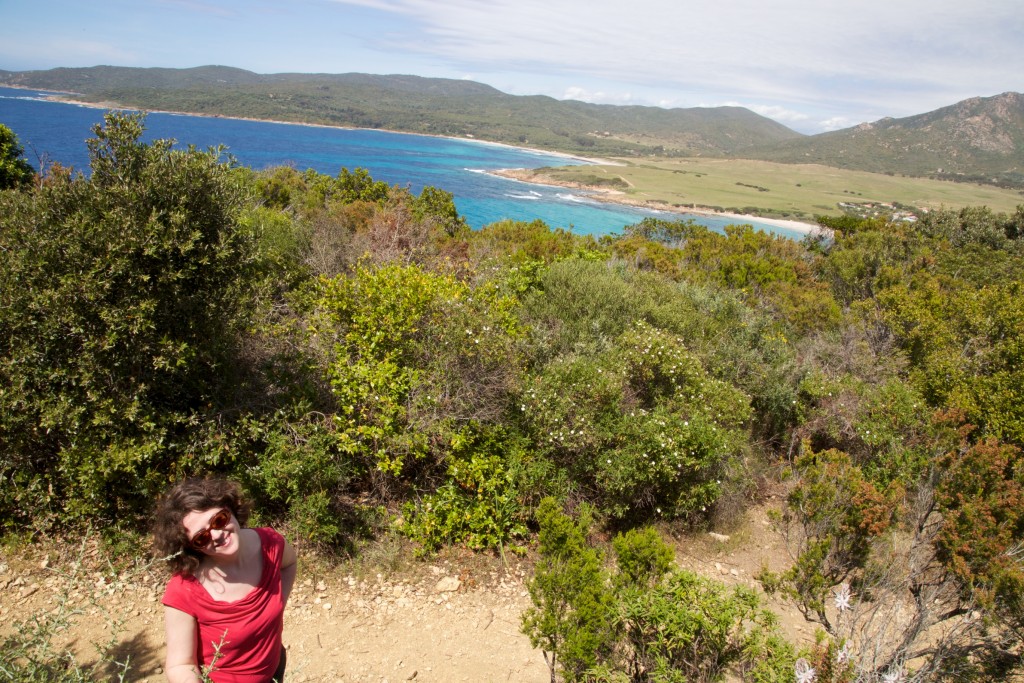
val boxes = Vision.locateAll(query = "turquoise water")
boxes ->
[0,87,804,238]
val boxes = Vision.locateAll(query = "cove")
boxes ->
[0,87,806,239]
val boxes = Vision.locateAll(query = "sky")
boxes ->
[1,0,1021,134]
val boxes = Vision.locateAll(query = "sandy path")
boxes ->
[0,504,808,682]
[0,549,547,683]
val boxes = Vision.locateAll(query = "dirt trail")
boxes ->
[0,504,811,682]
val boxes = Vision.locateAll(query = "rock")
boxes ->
[434,577,461,593]
[708,532,730,543]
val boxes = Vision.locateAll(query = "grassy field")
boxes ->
[537,158,1024,219]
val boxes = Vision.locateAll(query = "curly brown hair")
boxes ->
[152,477,252,577]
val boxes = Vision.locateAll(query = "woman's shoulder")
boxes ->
[254,527,284,560]
[254,526,284,545]
[162,572,201,610]
[253,526,283,545]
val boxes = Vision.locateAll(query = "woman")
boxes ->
[153,478,297,683]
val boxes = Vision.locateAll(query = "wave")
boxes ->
[464,168,489,174]
[0,95,49,102]
[556,193,594,204]
[505,193,540,200]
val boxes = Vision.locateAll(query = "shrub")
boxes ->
[520,320,750,520]
[936,439,1024,655]
[0,112,264,524]
[879,279,1024,445]
[298,260,524,480]
[0,123,35,190]
[522,498,614,683]
[523,502,797,682]
[611,526,673,589]
[401,426,529,554]
[763,435,1024,679]
[612,570,796,683]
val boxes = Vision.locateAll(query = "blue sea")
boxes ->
[0,87,803,238]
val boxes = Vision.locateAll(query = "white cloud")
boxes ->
[561,86,637,106]
[326,0,1023,125]
[819,117,857,132]
[7,0,1019,132]
[723,102,811,125]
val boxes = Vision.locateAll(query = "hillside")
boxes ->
[2,65,1022,187]
[4,110,1024,681]
[745,92,1024,187]
[0,65,800,157]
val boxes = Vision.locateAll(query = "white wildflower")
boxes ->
[794,658,816,683]
[834,583,852,612]
[882,667,904,683]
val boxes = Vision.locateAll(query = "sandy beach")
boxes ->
[489,168,826,236]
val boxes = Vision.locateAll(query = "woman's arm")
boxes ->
[164,606,203,683]
[280,538,297,606]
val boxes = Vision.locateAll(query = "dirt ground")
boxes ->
[0,502,814,682]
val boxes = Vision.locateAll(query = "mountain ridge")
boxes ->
[0,65,801,157]
[1,66,1021,185]
[743,91,1024,185]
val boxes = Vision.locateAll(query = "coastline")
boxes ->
[4,85,613,166]
[4,85,822,236]
[489,168,826,237]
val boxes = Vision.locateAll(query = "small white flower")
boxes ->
[834,583,853,612]
[882,667,905,683]
[794,658,816,683]
[835,642,849,665]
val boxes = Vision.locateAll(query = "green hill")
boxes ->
[0,65,801,157]
[2,66,1022,187]
[745,92,1024,187]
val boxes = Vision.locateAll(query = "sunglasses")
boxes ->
[187,508,232,550]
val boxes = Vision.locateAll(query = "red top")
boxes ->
[162,527,285,683]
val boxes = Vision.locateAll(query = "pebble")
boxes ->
[433,576,461,593]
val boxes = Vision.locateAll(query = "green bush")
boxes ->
[523,501,796,682]
[0,123,35,190]
[297,260,524,480]
[0,112,265,524]
[401,426,529,553]
[612,526,673,589]
[522,498,614,682]
[520,320,750,520]
[236,413,355,546]
[879,279,1024,445]
[795,370,937,487]
[525,260,798,447]
[611,570,795,683]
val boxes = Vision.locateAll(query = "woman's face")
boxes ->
[182,507,239,558]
